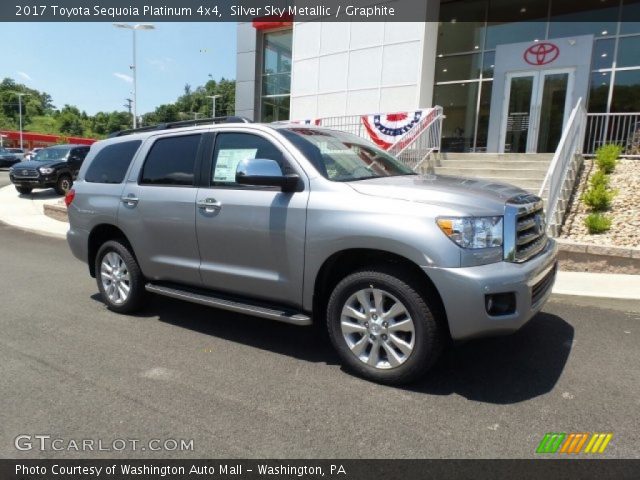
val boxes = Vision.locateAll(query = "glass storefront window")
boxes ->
[485,21,547,50]
[260,96,290,123]
[617,36,640,68]
[261,29,292,122]
[592,39,615,70]
[589,72,611,113]
[435,53,483,82]
[482,51,495,78]
[437,0,486,55]
[621,0,640,34]
[549,0,618,38]
[611,70,640,112]
[434,82,480,152]
[475,81,493,152]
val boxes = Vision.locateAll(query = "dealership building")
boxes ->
[235,0,640,154]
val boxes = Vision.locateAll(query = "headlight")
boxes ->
[39,167,54,174]
[437,216,503,249]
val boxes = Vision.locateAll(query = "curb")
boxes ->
[43,202,69,223]
[556,239,640,259]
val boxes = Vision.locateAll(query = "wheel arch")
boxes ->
[87,224,136,278]
[311,248,449,336]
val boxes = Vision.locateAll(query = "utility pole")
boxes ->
[113,23,155,129]
[207,95,221,118]
[15,93,30,149]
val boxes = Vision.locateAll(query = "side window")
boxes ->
[140,134,201,186]
[85,140,142,184]
[211,133,286,186]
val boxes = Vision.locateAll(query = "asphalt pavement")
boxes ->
[0,223,638,459]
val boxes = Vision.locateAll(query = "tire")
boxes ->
[15,186,32,195]
[327,267,444,385]
[54,174,72,195]
[95,240,146,314]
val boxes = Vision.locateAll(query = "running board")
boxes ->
[145,283,312,326]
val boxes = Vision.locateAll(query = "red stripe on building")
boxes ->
[0,130,96,149]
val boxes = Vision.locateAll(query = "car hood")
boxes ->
[347,174,538,215]
[11,160,64,169]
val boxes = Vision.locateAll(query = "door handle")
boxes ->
[197,198,222,213]
[121,194,139,207]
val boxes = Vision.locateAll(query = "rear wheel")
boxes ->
[95,240,146,314]
[54,174,72,195]
[327,267,444,384]
[15,186,32,195]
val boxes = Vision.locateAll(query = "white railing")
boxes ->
[539,97,587,236]
[389,107,444,171]
[585,112,640,157]
[289,107,445,171]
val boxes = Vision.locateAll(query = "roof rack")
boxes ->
[108,116,253,138]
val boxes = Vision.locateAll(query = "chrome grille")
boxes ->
[504,194,548,263]
[13,168,39,178]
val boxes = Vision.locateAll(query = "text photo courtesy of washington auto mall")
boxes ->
[0,0,639,479]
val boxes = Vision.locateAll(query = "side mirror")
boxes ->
[235,158,301,192]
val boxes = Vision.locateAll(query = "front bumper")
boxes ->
[425,238,558,340]
[10,174,56,188]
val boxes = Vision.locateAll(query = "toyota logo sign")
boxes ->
[524,42,560,66]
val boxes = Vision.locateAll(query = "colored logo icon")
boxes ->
[536,432,613,454]
[524,42,560,66]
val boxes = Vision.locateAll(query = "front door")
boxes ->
[195,131,308,307]
[500,69,574,153]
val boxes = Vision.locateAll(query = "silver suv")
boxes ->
[66,118,557,384]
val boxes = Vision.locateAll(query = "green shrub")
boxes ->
[595,144,622,174]
[584,213,612,234]
[589,170,610,188]
[582,183,616,211]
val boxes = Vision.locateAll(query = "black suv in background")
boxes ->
[0,147,22,167]
[9,144,91,195]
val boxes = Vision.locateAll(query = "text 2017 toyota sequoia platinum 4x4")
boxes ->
[66,118,557,384]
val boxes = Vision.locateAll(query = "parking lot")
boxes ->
[1,221,638,458]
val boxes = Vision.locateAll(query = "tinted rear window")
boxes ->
[85,141,141,184]
[140,135,201,186]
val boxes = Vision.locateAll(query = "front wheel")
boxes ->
[327,268,444,385]
[95,240,146,314]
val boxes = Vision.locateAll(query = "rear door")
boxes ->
[118,133,204,286]
[195,130,308,306]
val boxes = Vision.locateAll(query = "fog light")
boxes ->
[485,292,516,316]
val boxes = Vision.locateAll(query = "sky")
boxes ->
[0,22,237,115]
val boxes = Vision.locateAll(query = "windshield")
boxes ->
[280,128,415,182]
[33,148,69,162]
[0,147,7,154]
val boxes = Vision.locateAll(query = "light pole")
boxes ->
[15,93,30,149]
[207,94,221,118]
[113,23,155,129]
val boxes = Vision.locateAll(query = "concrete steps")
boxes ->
[431,153,554,196]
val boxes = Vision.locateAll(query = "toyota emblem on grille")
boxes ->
[524,42,559,66]
[22,170,28,175]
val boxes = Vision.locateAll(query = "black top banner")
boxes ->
[3,459,640,480]
[3,0,640,23]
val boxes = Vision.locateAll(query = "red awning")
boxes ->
[252,14,293,30]
[0,130,96,146]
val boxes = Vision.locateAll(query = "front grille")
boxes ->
[13,168,39,178]
[532,264,557,306]
[505,194,548,263]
